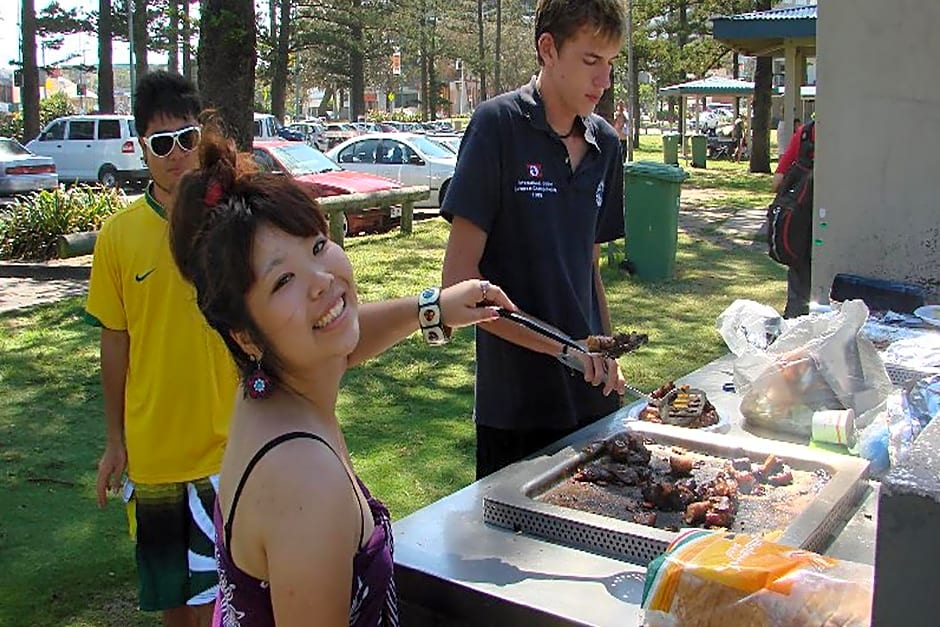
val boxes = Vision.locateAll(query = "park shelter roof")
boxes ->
[711,5,817,56]
[658,76,755,98]
[774,85,816,99]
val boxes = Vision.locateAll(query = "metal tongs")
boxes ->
[495,308,654,403]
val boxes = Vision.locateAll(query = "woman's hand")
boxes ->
[440,279,515,330]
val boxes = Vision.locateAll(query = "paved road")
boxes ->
[0,276,88,314]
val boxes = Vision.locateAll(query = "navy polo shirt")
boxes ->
[442,78,625,431]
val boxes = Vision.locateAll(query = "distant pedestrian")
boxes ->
[732,117,745,162]
[614,99,630,160]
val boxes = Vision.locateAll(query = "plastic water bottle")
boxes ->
[858,422,890,475]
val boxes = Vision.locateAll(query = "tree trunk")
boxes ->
[428,43,436,120]
[749,0,773,173]
[419,2,428,120]
[493,0,502,94]
[97,0,115,113]
[168,0,179,73]
[350,22,365,121]
[597,65,614,124]
[270,0,291,121]
[476,0,486,102]
[268,0,277,49]
[182,1,193,80]
[317,86,333,118]
[678,0,688,48]
[21,0,40,142]
[732,50,740,117]
[749,55,772,173]
[133,0,148,79]
[199,0,256,150]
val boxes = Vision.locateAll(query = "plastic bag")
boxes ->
[642,529,873,627]
[854,375,940,475]
[716,299,787,356]
[722,300,892,438]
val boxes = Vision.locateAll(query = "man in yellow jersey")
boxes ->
[85,71,237,627]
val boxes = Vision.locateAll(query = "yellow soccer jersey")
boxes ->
[85,189,237,484]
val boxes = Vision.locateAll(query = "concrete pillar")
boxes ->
[872,417,940,626]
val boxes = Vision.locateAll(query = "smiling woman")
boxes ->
[168,124,517,626]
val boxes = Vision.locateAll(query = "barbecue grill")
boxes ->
[484,421,869,566]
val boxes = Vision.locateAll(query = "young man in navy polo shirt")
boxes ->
[442,0,628,479]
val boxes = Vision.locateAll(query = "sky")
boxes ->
[0,1,167,74]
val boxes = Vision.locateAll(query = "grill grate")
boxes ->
[484,499,668,565]
[483,422,869,566]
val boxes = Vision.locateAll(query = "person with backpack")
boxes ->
[769,119,815,317]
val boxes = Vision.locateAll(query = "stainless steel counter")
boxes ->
[392,354,879,626]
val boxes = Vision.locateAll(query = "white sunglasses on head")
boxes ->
[143,126,201,158]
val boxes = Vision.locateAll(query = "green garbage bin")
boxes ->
[623,161,689,281]
[691,134,707,168]
[662,134,679,165]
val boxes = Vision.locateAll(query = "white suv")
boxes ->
[254,113,280,140]
[26,114,148,187]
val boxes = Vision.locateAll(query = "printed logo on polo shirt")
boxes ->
[595,180,605,208]
[515,162,557,200]
[135,268,156,282]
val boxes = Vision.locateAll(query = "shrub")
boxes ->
[40,92,75,128]
[0,112,23,141]
[0,94,77,143]
[0,185,127,261]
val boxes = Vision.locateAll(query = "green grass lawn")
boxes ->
[0,153,786,626]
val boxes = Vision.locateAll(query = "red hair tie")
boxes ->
[204,180,223,206]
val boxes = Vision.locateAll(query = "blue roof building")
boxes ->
[711,4,816,141]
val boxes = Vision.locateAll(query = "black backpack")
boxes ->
[767,121,814,266]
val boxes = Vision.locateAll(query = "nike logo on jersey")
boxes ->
[135,268,156,282]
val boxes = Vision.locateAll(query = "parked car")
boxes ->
[287,121,329,152]
[327,132,457,207]
[254,113,281,140]
[276,126,305,142]
[373,121,400,133]
[323,123,361,149]
[0,137,58,195]
[26,114,147,188]
[427,133,463,155]
[252,140,402,236]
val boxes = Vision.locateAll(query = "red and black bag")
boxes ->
[767,122,814,266]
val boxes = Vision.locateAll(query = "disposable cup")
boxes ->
[812,408,856,447]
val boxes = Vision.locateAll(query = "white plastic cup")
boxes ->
[812,408,856,447]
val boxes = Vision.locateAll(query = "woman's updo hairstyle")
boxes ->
[169,114,329,392]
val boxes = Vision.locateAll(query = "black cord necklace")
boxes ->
[556,119,580,139]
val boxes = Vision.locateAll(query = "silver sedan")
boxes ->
[0,137,58,196]
[326,132,456,207]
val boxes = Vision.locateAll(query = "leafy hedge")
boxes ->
[0,185,127,261]
[0,92,76,143]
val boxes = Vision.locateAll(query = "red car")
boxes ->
[252,140,402,236]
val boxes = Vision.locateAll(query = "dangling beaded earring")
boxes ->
[245,355,273,399]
